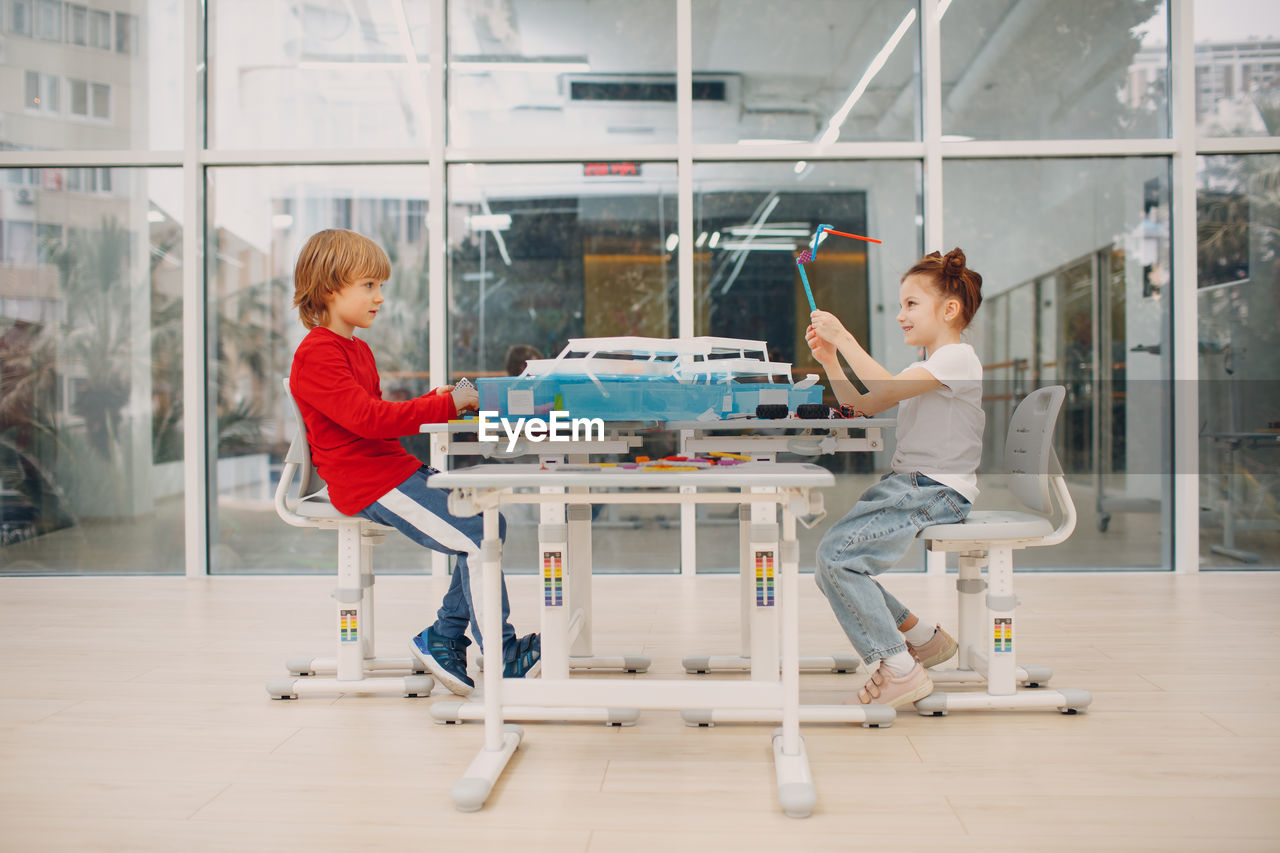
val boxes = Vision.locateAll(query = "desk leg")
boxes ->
[566,499,593,658]
[453,507,522,812]
[682,499,858,677]
[539,492,570,681]
[748,496,780,681]
[564,499,651,673]
[773,507,815,818]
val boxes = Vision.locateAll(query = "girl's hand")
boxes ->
[809,310,851,347]
[805,325,837,364]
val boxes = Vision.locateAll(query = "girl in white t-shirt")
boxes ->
[806,247,984,709]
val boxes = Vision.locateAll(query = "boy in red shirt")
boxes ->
[289,229,539,694]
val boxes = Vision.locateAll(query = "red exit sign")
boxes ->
[583,162,641,177]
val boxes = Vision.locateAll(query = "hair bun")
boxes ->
[943,247,966,278]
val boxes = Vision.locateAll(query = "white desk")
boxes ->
[431,462,834,818]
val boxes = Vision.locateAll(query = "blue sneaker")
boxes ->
[503,633,541,679]
[410,626,474,695]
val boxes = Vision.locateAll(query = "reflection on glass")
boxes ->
[946,158,1171,569]
[1197,154,1280,568]
[0,1,184,149]
[447,162,678,376]
[447,162,679,572]
[448,0,676,147]
[0,168,184,574]
[207,166,430,573]
[942,0,1168,141]
[693,160,921,571]
[209,1,430,149]
[1193,0,1280,137]
[692,0,919,143]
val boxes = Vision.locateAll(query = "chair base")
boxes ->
[916,686,1092,715]
[286,655,425,677]
[267,674,435,699]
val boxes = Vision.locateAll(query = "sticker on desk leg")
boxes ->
[754,549,775,607]
[340,608,359,643]
[993,617,1012,652]
[542,549,564,607]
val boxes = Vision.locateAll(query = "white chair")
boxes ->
[914,385,1092,715]
[267,378,434,699]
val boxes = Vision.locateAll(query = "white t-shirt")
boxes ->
[890,343,984,503]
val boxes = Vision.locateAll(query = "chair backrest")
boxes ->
[1005,385,1066,514]
[281,377,329,500]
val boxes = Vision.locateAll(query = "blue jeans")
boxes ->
[814,472,970,665]
[358,466,517,656]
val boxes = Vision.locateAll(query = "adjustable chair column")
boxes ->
[268,519,435,699]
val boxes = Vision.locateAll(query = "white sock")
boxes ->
[882,650,917,677]
[903,619,937,647]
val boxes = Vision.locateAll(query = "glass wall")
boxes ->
[941,0,1169,140]
[692,0,920,143]
[945,157,1173,568]
[3,1,1280,575]
[206,165,431,572]
[448,162,681,572]
[209,0,432,150]
[691,160,921,570]
[1193,0,1280,138]
[0,167,185,573]
[1197,153,1280,568]
[2,0,185,150]
[448,0,676,148]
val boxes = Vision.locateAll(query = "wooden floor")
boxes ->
[1,571,1279,852]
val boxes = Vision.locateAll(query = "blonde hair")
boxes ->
[293,229,391,330]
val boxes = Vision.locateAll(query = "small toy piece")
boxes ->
[795,403,829,420]
[454,377,474,390]
[796,224,882,312]
[756,403,790,419]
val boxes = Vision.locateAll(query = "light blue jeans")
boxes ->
[814,472,971,665]
[357,466,517,656]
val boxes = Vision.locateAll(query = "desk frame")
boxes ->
[433,463,833,818]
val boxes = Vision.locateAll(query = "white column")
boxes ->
[922,0,943,253]
[1170,0,1199,573]
[429,0,449,578]
[182,1,207,578]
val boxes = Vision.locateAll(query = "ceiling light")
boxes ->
[468,213,512,231]
[719,240,798,252]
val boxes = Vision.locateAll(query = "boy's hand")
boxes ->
[450,384,478,413]
[809,310,850,347]
[805,325,837,364]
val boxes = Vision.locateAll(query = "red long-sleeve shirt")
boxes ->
[289,327,456,514]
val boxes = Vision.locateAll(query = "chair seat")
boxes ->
[292,496,348,520]
[920,510,1054,542]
